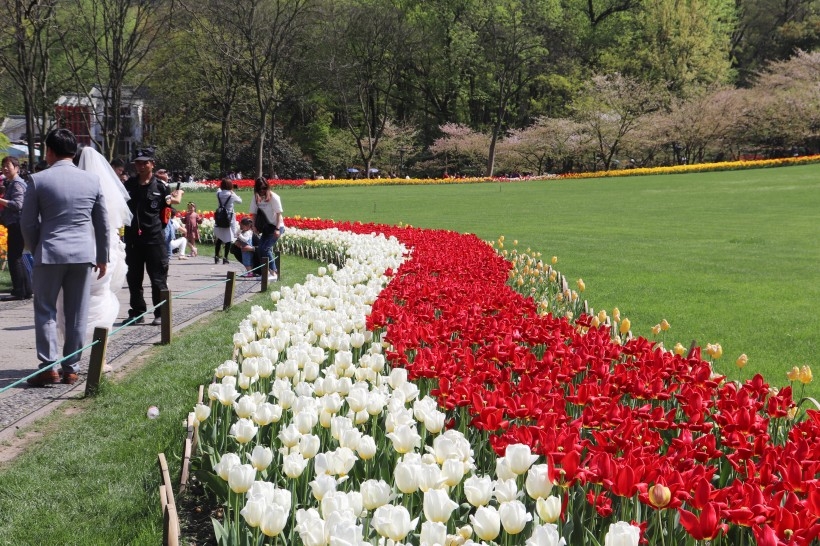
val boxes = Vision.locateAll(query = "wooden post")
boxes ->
[260,258,269,292]
[224,271,236,310]
[85,327,109,397]
[160,289,172,345]
[158,453,179,546]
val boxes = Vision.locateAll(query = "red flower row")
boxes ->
[288,217,820,545]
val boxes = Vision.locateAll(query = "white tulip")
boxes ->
[495,456,516,481]
[256,356,274,378]
[360,479,392,511]
[241,357,259,378]
[421,521,448,546]
[423,488,459,523]
[320,491,355,521]
[394,457,421,494]
[237,373,253,390]
[470,505,501,541]
[499,500,532,534]
[346,384,370,413]
[310,474,338,501]
[240,496,266,528]
[234,395,257,419]
[229,418,258,444]
[526,523,566,546]
[228,464,256,494]
[325,510,364,546]
[215,382,240,407]
[441,458,467,487]
[271,487,292,510]
[246,445,273,472]
[356,435,377,460]
[294,409,319,434]
[417,460,444,492]
[260,504,288,537]
[194,403,211,423]
[464,474,494,507]
[247,480,276,503]
[536,496,562,524]
[525,464,554,499]
[604,522,640,546]
[494,478,520,503]
[299,434,321,459]
[506,444,539,475]
[283,452,308,479]
[214,452,241,481]
[386,423,421,454]
[253,402,282,426]
[295,508,327,546]
[372,504,416,542]
[278,424,302,448]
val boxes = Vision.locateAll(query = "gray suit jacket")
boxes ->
[21,158,109,266]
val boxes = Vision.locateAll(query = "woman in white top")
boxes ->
[214,177,242,264]
[249,176,284,280]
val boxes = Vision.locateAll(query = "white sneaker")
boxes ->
[268,272,279,282]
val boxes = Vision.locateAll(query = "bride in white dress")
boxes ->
[58,147,131,339]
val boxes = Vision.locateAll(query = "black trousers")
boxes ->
[125,242,169,318]
[6,222,32,297]
[215,239,230,261]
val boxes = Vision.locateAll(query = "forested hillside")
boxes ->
[0,0,817,177]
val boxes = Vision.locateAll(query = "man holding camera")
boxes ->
[122,147,183,325]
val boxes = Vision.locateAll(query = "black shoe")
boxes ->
[222,258,229,265]
[214,257,219,264]
[0,295,24,302]
[127,315,145,325]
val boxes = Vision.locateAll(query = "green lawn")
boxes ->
[200,164,820,395]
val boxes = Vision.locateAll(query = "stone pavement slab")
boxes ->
[0,255,266,441]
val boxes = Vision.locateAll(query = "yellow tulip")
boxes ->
[799,365,813,385]
[651,324,661,336]
[619,317,631,335]
[612,307,621,322]
[660,319,670,331]
[551,256,558,264]
[673,343,686,356]
[736,354,748,369]
[648,484,671,508]
[787,366,801,382]
[576,279,585,292]
[597,310,607,324]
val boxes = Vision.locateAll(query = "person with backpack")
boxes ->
[213,177,241,264]
[122,147,183,325]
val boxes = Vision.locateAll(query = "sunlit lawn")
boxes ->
[202,164,820,397]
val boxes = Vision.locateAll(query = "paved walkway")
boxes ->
[0,255,265,442]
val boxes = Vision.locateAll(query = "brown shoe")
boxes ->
[61,372,79,385]
[27,368,59,387]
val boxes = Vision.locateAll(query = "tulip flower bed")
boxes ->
[191,219,820,546]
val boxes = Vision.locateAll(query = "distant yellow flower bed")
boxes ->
[302,155,820,187]
[558,154,820,180]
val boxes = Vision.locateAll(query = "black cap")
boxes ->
[133,146,156,162]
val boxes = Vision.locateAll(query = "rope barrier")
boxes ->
[0,260,267,395]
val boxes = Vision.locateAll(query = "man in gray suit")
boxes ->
[21,129,109,386]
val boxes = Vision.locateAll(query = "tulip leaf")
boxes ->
[197,469,229,500]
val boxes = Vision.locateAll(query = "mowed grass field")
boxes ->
[209,164,820,395]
